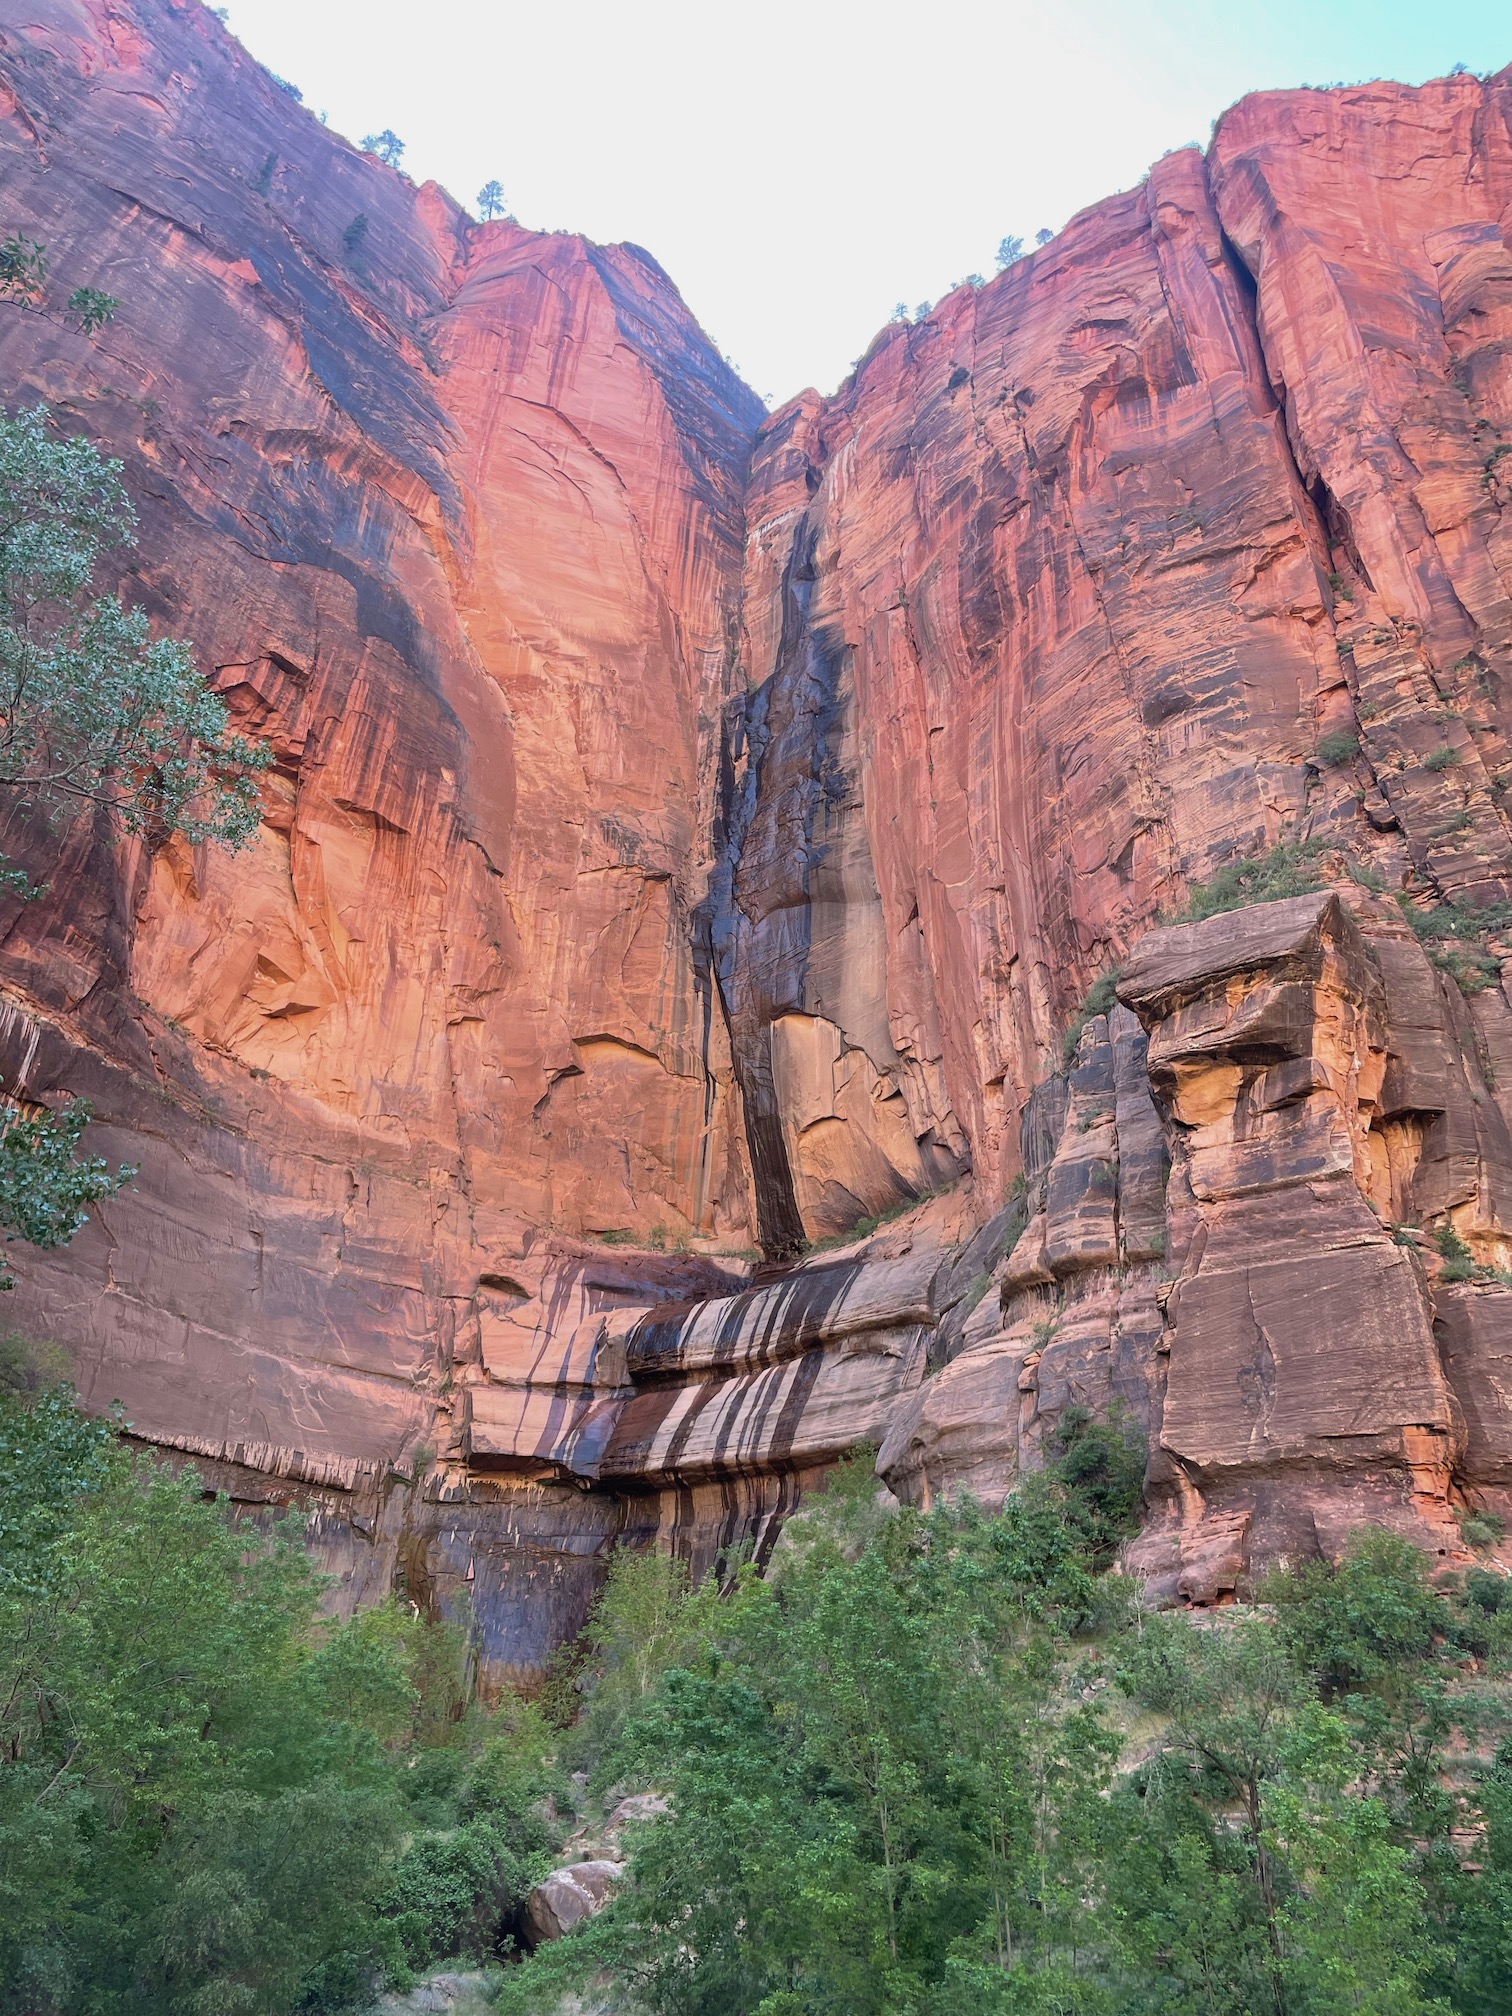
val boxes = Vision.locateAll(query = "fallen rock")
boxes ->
[524,1860,625,1946]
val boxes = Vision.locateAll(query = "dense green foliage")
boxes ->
[0,405,268,848]
[9,1359,1512,2014]
[0,1361,564,2012]
[503,1431,1512,2016]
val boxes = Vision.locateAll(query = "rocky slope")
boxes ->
[1,0,1510,1674]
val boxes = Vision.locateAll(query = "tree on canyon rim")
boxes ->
[476,179,509,221]
[0,404,271,1283]
[362,129,406,168]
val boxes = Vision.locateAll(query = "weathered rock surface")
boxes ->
[0,0,762,1468]
[1,2,1511,1664]
[524,1860,624,1947]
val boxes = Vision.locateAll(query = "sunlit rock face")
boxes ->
[730,72,1512,1246]
[1,2,1511,1673]
[0,0,762,1480]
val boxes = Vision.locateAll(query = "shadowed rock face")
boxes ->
[1,3,1512,1671]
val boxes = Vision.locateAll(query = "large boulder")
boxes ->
[524,1860,625,1946]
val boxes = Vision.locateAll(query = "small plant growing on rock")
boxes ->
[1458,1508,1506,1553]
[0,237,116,337]
[1400,894,1510,995]
[1062,966,1123,1065]
[1436,1220,1476,1283]
[0,233,48,307]
[65,286,116,334]
[1316,731,1360,767]
[1424,744,1461,770]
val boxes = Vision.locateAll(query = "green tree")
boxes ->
[476,179,508,221]
[0,405,268,847]
[1119,1612,1309,2012]
[0,405,270,1286]
[563,1548,724,1775]
[1443,1738,1512,2012]
[362,129,405,168]
[0,1379,429,2010]
[501,1433,1143,2016]
[1271,1708,1449,2016]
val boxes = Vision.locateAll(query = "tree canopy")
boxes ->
[0,1357,562,2012]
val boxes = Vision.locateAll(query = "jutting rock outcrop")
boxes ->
[0,0,1510,1675]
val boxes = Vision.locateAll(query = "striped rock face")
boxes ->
[466,1251,939,1484]
[2,6,1512,1673]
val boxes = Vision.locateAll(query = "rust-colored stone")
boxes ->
[2,6,1512,1665]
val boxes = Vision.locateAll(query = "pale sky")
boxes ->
[219,0,1510,405]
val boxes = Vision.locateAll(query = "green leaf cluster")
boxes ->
[0,1370,564,2011]
[0,405,271,848]
[0,1100,135,1287]
[502,1438,1512,2016]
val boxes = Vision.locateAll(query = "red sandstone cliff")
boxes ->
[0,0,760,1438]
[0,0,1510,1672]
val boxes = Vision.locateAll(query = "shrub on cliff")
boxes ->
[0,403,272,1288]
[1175,839,1326,921]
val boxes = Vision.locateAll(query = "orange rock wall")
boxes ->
[0,0,763,1491]
[729,72,1512,1247]
[1,0,1511,1665]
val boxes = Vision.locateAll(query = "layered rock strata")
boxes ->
[0,0,1510,1669]
[882,890,1512,1598]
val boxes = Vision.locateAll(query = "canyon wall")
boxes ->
[0,0,1510,1670]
